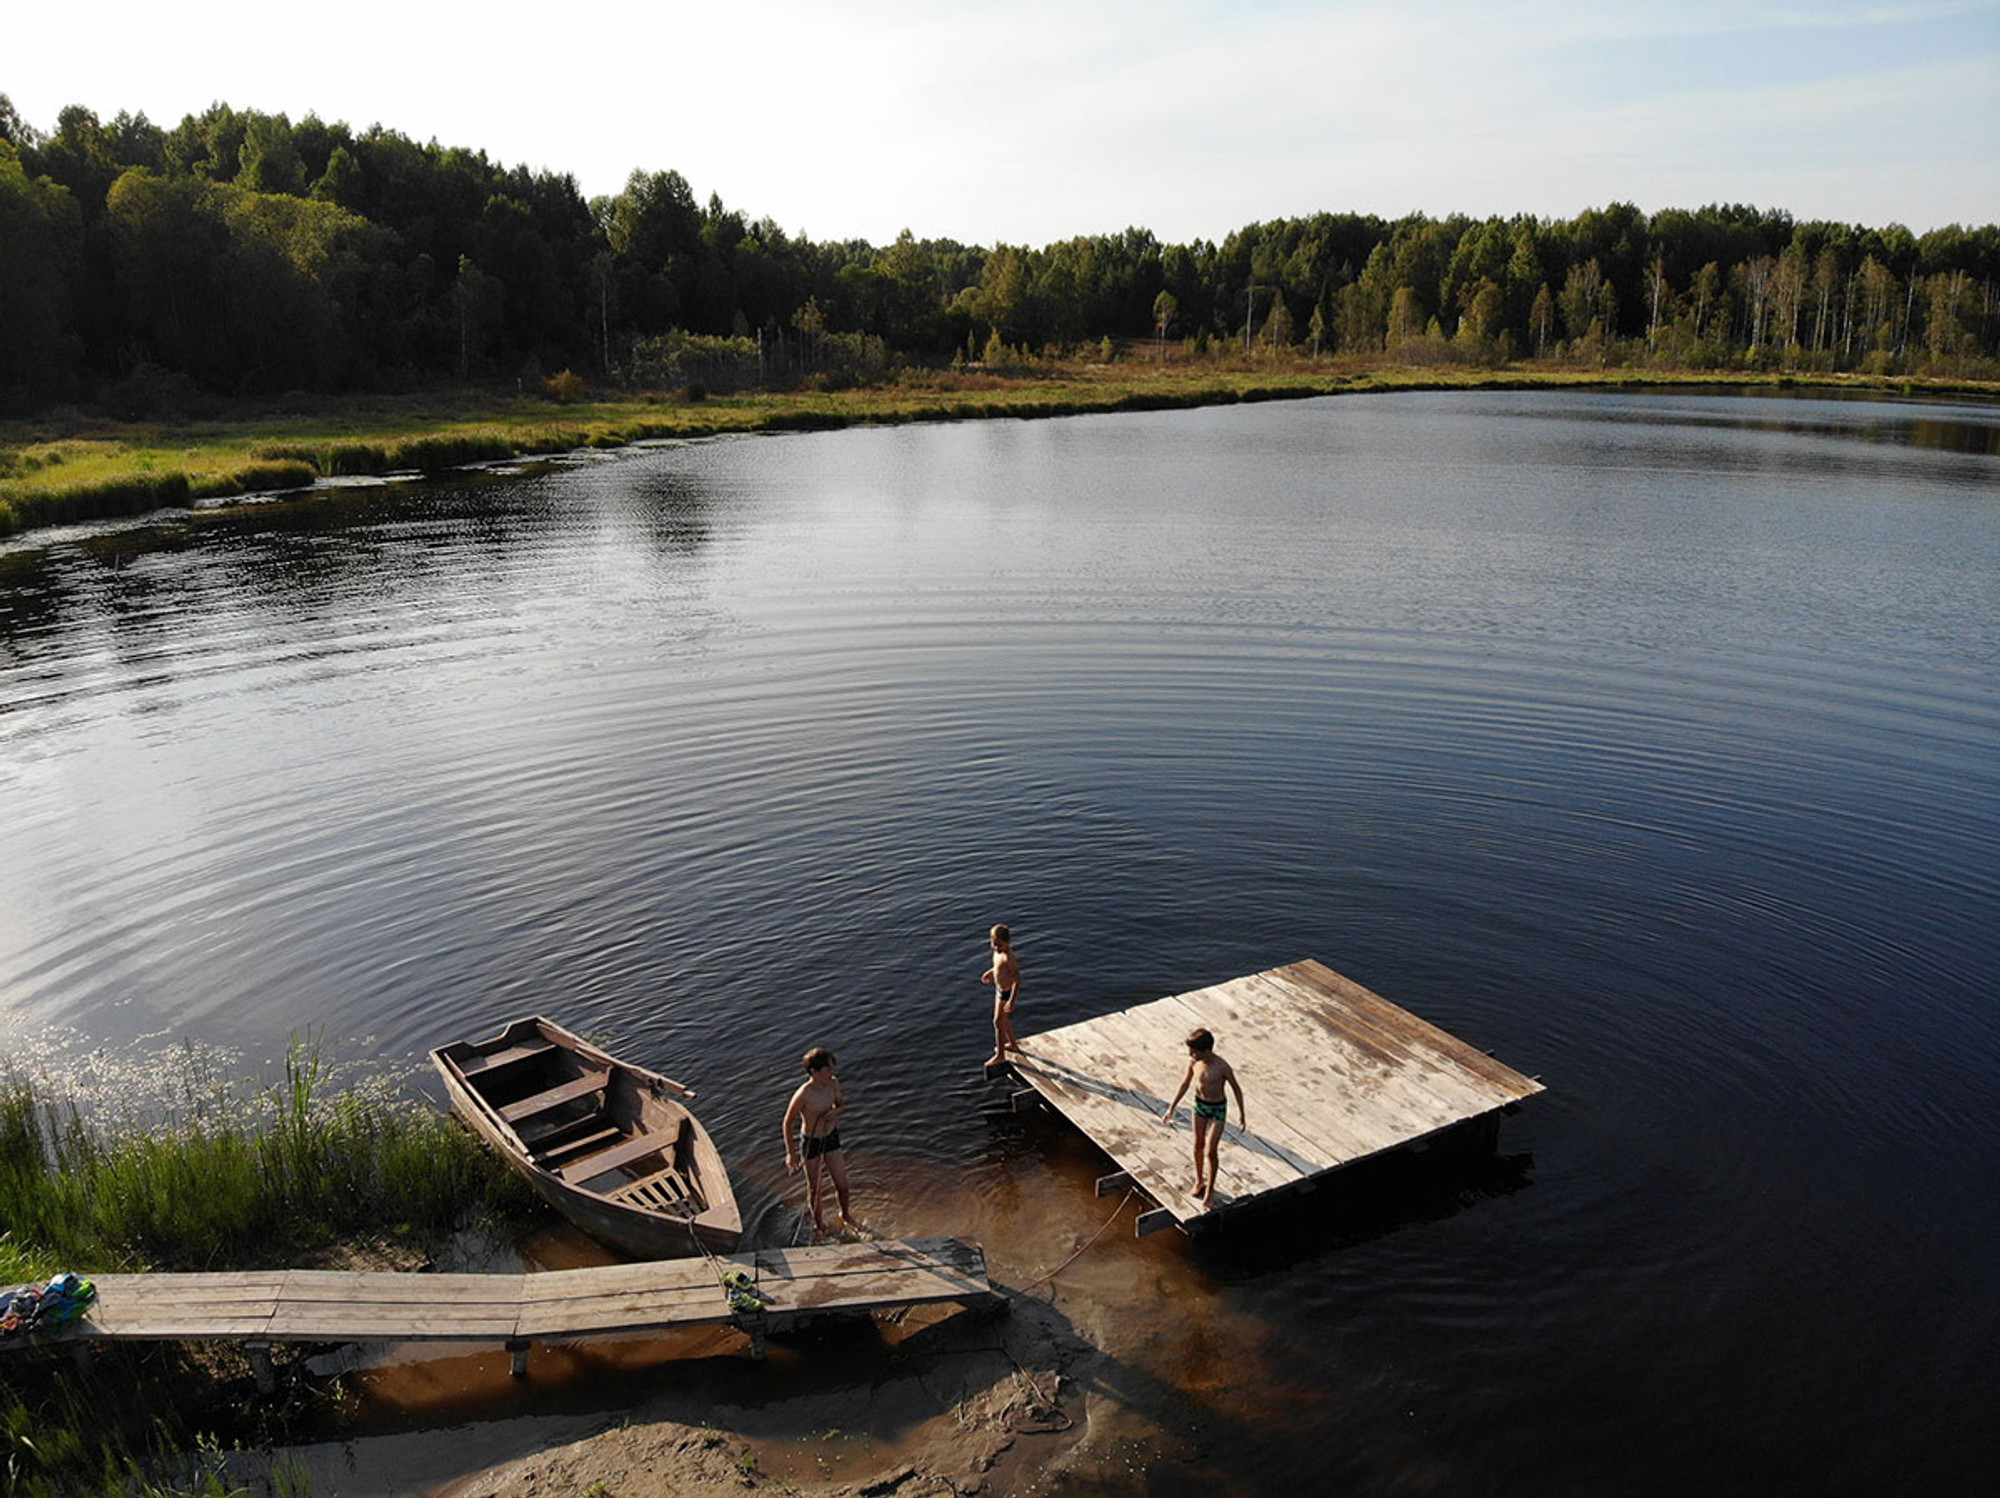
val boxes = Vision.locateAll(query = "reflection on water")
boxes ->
[2,390,1997,1495]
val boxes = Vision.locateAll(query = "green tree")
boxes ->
[38,105,119,215]
[1558,259,1604,346]
[1262,293,1294,350]
[238,113,304,195]
[0,93,36,148]
[1528,282,1556,358]
[1152,289,1177,358]
[0,143,82,403]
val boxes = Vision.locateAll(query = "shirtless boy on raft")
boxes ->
[1162,1027,1246,1204]
[981,923,1022,1067]
[782,1046,856,1235]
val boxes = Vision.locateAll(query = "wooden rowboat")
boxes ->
[430,1016,742,1259]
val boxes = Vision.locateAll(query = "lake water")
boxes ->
[2,389,1996,1494]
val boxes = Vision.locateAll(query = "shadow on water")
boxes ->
[1188,1136,1538,1283]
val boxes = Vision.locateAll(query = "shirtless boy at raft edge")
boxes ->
[1162,1027,1246,1204]
[782,1047,857,1235]
[982,923,1021,1067]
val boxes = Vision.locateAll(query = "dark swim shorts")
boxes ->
[803,1129,843,1160]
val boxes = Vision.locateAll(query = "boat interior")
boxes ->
[445,1028,710,1218]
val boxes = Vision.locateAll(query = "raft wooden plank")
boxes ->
[1006,1048,1209,1225]
[500,1070,610,1124]
[1150,990,1392,1170]
[1032,1009,1310,1204]
[1062,1002,1328,1183]
[1234,973,1520,1134]
[1190,975,1485,1131]
[1043,1007,1320,1199]
[1279,960,1543,1100]
[1010,960,1543,1230]
[1165,981,1477,1155]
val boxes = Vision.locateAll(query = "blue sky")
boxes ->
[11,0,1998,244]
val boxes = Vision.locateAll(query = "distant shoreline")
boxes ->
[4,362,1995,541]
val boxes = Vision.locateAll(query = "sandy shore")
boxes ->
[263,1286,1106,1497]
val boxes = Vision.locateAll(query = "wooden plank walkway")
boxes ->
[999,959,1543,1236]
[2,1238,995,1375]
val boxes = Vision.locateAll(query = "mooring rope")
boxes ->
[1021,1188,1138,1294]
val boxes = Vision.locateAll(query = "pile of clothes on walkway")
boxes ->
[0,1273,96,1336]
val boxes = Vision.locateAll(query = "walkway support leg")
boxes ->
[506,1338,531,1378]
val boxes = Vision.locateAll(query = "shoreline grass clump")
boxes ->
[0,1033,535,1274]
[1,1036,541,1497]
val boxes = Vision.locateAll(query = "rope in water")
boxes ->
[1021,1188,1139,1294]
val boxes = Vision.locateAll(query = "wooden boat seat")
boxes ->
[558,1131,669,1184]
[500,1069,611,1124]
[530,1123,621,1167]
[459,1039,555,1077]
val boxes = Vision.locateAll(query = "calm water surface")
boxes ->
[3,390,1996,1494]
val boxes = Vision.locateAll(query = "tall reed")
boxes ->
[0,1033,531,1273]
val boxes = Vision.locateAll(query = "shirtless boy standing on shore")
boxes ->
[1161,1028,1246,1204]
[981,923,1021,1067]
[782,1047,856,1235]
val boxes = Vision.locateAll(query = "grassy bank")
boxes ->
[1,1039,536,1497]
[5,361,1994,540]
[0,1037,528,1274]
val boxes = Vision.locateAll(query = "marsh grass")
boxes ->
[3,1379,249,1498]
[0,1033,532,1274]
[3,364,1992,540]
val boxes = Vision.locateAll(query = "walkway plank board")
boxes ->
[3,1238,996,1364]
[1004,961,1543,1235]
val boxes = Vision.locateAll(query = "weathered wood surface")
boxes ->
[3,1239,994,1352]
[1008,960,1543,1233]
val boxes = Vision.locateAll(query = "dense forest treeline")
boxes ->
[4,94,1998,415]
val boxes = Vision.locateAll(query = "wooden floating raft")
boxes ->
[993,959,1544,1237]
[2,1238,995,1381]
